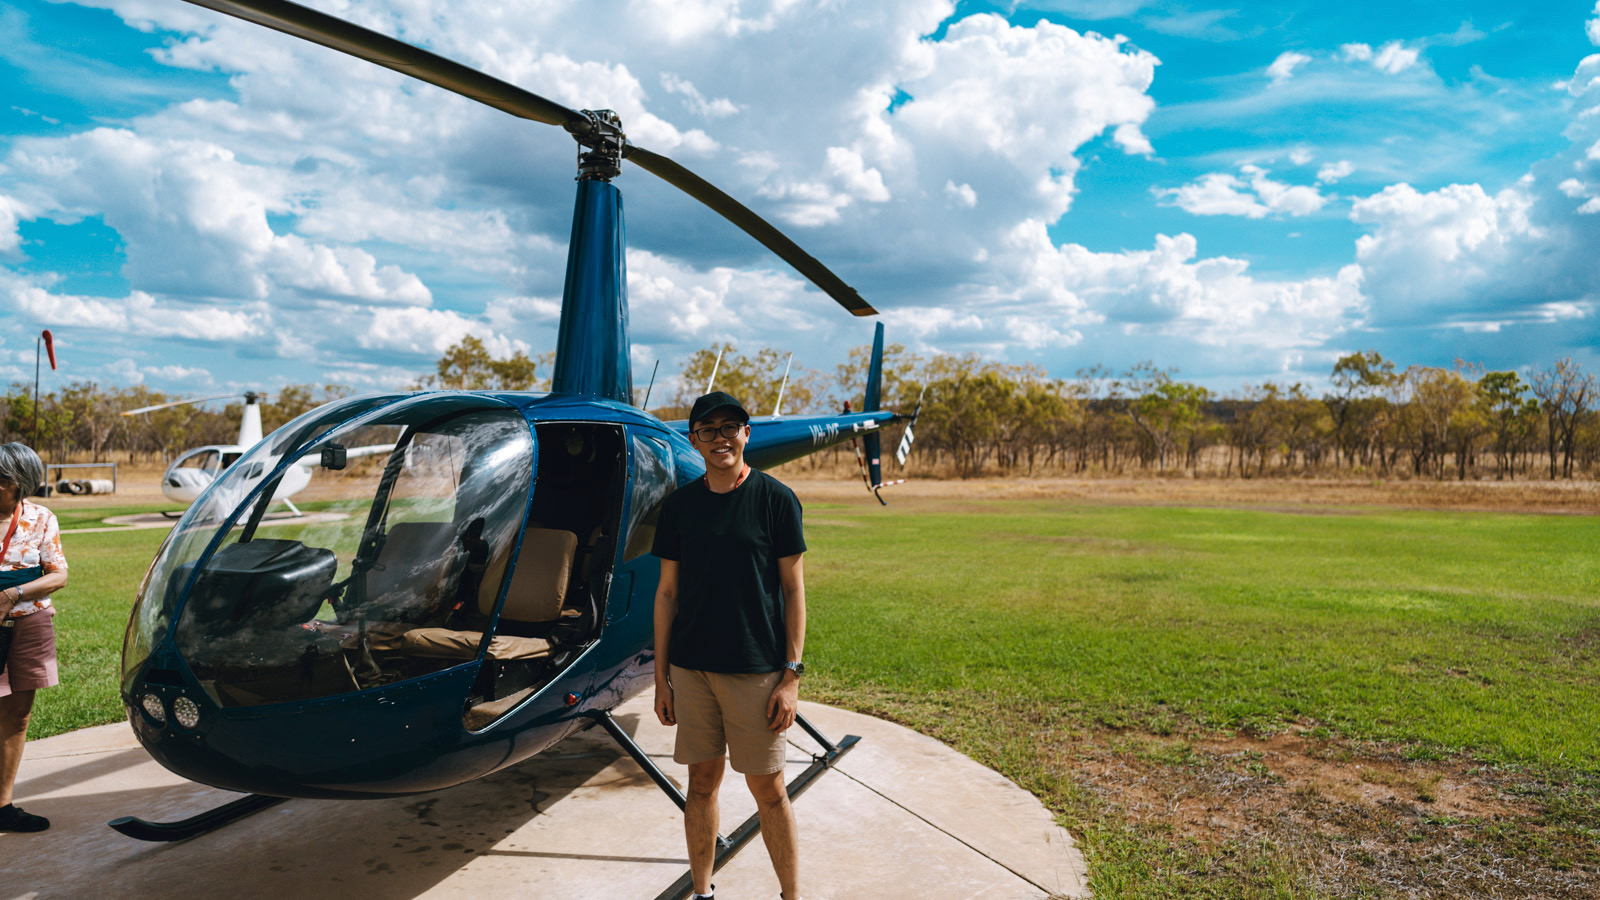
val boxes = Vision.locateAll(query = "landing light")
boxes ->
[173,695,201,729]
[141,694,166,724]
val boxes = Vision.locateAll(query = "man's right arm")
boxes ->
[653,558,679,726]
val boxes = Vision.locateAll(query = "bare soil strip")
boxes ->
[781,474,1600,515]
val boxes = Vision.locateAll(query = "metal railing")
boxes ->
[44,462,119,496]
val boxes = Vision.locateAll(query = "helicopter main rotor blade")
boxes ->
[181,0,584,129]
[627,147,876,317]
[122,393,250,416]
[180,0,876,317]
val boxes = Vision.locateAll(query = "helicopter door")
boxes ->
[462,421,626,730]
[616,430,676,620]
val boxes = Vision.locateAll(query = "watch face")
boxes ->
[787,661,805,675]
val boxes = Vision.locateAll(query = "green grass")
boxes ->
[795,499,1600,898]
[31,498,1600,897]
[803,502,1600,770]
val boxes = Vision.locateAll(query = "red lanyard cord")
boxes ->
[1,503,19,563]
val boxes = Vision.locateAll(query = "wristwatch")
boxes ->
[783,660,805,677]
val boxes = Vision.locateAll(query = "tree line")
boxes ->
[5,336,1597,481]
[655,344,1599,481]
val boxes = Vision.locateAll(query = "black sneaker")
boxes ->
[0,803,49,832]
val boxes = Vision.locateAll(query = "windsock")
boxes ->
[42,330,56,369]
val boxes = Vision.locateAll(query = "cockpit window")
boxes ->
[123,393,400,692]
[168,406,535,708]
[177,450,222,474]
[623,434,674,563]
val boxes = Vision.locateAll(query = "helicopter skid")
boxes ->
[655,733,861,900]
[597,709,860,900]
[108,792,286,842]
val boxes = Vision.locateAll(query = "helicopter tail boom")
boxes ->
[674,410,901,472]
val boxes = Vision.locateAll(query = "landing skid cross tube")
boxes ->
[109,792,286,842]
[587,710,861,900]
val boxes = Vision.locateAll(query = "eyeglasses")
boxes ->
[691,422,746,442]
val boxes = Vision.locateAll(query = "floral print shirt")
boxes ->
[4,500,67,618]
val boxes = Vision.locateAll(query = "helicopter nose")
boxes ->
[122,664,499,798]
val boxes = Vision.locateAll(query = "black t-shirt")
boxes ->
[652,468,806,673]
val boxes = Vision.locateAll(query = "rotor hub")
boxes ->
[571,109,626,182]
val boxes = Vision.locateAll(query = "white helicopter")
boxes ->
[123,391,391,515]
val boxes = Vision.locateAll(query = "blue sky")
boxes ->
[3,0,1599,403]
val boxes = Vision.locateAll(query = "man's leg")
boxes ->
[686,757,726,895]
[747,770,799,899]
[0,689,37,807]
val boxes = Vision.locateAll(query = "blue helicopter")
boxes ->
[113,0,919,867]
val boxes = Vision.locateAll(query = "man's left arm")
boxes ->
[767,552,805,731]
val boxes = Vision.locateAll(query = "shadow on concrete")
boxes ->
[11,718,641,899]
[14,747,150,797]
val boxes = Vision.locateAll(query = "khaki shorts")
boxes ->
[669,665,787,775]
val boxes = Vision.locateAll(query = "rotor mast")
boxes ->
[239,391,265,447]
[550,110,633,404]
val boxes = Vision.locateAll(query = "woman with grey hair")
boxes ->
[0,442,68,833]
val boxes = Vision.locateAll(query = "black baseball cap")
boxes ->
[689,391,750,428]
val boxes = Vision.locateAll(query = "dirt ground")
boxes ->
[1071,724,1600,898]
[44,462,1600,515]
[779,472,1600,515]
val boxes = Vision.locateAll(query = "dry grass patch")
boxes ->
[1065,723,1600,898]
[782,474,1600,515]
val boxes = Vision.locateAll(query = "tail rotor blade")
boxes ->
[896,385,926,466]
[626,147,876,317]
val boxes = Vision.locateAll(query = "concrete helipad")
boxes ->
[3,695,1088,899]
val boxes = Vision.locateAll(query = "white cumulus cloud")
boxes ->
[1158,166,1327,218]
[1350,181,1539,316]
[1002,224,1364,350]
[7,128,432,306]
[5,274,266,341]
[1266,51,1310,84]
[1316,160,1354,184]
[1340,43,1374,62]
[358,306,526,357]
[661,73,742,118]
[1340,41,1419,74]
[1372,41,1420,74]
[890,13,1159,221]
[944,180,978,208]
[0,194,29,258]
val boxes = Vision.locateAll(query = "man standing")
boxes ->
[653,391,807,900]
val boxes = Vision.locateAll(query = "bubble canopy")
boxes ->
[123,394,536,707]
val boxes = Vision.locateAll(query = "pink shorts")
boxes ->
[0,606,59,696]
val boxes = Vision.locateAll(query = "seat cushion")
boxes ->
[399,627,553,660]
[494,527,578,621]
[367,521,459,615]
